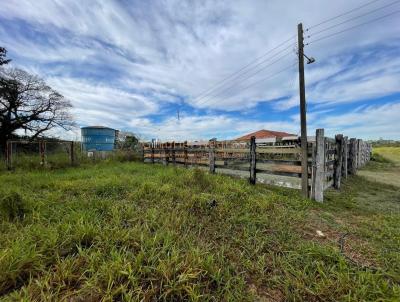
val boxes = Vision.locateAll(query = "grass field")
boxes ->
[0,148,399,301]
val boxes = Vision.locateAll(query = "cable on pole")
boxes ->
[306,0,384,30]
[306,0,400,38]
[307,9,400,45]
[194,51,296,108]
[192,42,297,105]
[203,63,297,104]
[190,35,295,99]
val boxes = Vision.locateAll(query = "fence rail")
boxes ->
[142,128,371,202]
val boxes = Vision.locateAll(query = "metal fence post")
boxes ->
[6,141,12,170]
[70,141,75,166]
[40,140,46,166]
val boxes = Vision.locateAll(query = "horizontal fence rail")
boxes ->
[142,129,371,202]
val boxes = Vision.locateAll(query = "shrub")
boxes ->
[0,192,28,221]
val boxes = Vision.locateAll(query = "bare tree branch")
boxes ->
[0,67,75,151]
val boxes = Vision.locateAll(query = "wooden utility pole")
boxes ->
[298,23,309,198]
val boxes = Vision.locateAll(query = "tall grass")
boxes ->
[0,159,399,300]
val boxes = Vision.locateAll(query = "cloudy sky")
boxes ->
[1,0,399,141]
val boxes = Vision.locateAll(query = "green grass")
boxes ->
[0,154,399,301]
[373,146,400,164]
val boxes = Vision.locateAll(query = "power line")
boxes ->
[200,63,297,105]
[307,9,400,45]
[190,35,296,102]
[194,50,296,108]
[306,0,400,38]
[306,0,384,30]
[192,42,297,105]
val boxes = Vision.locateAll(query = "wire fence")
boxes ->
[1,140,143,171]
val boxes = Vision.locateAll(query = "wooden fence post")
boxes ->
[357,139,362,169]
[310,142,316,198]
[163,143,168,166]
[209,139,216,173]
[5,141,12,170]
[151,141,155,164]
[349,138,357,175]
[172,141,176,166]
[334,134,343,189]
[342,136,348,179]
[313,129,325,202]
[184,141,188,168]
[249,136,256,185]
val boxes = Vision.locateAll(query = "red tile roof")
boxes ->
[236,129,295,140]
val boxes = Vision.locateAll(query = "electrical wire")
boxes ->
[306,0,384,30]
[191,34,296,102]
[307,9,400,45]
[199,63,297,106]
[306,0,400,38]
[194,50,296,107]
[192,42,297,105]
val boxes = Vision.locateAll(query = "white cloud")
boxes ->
[1,0,400,140]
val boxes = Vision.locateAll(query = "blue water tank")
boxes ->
[81,126,117,151]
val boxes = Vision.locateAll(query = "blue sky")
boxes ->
[0,0,399,141]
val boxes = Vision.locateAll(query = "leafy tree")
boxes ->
[0,54,74,152]
[117,131,140,150]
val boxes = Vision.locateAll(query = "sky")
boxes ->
[0,0,399,141]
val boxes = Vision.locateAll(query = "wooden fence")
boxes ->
[142,128,371,202]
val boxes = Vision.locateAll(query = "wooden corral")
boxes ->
[142,129,372,202]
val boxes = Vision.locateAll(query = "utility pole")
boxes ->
[297,23,309,198]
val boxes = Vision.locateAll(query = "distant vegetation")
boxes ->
[369,139,400,147]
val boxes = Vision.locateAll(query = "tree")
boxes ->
[0,47,11,66]
[0,67,74,152]
[116,131,140,150]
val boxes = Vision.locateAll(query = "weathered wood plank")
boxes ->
[257,148,302,154]
[313,129,325,202]
[349,138,357,175]
[209,139,215,173]
[334,134,343,189]
[342,137,348,178]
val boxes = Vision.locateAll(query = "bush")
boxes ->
[0,192,28,221]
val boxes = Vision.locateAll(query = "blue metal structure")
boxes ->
[81,126,117,151]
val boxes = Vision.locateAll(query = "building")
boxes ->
[235,129,297,143]
[81,126,118,152]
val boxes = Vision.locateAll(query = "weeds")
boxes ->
[0,192,27,221]
[0,150,399,301]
